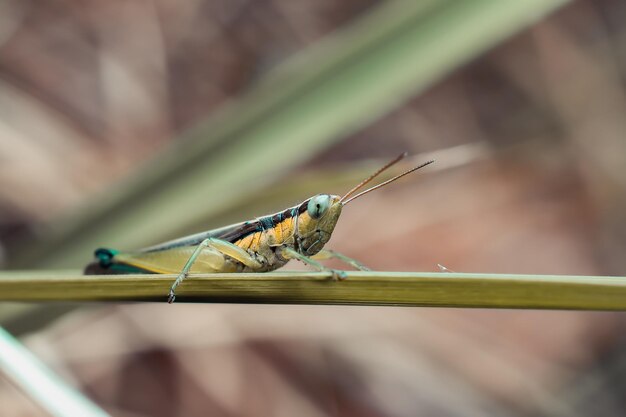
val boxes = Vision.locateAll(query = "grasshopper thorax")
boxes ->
[296,194,342,256]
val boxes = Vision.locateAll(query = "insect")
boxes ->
[85,153,434,303]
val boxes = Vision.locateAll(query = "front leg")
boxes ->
[312,249,371,271]
[279,247,347,280]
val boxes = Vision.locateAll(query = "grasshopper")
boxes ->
[85,153,434,303]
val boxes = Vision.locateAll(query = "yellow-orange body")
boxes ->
[90,195,343,276]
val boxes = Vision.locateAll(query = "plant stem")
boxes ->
[1,271,624,310]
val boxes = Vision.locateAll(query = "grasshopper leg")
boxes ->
[279,247,347,280]
[168,238,263,303]
[312,249,371,271]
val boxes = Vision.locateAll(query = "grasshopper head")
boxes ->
[296,194,342,256]
[294,154,434,257]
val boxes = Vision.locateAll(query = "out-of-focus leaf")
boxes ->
[10,0,569,269]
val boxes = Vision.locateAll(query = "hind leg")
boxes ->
[168,238,263,303]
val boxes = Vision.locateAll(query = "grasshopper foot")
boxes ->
[330,269,348,281]
[167,291,176,304]
[168,272,187,304]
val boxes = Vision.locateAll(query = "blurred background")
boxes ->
[1,0,626,415]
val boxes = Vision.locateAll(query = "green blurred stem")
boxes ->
[9,0,570,269]
[0,327,110,417]
[1,271,625,310]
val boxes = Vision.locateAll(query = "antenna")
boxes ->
[340,152,408,203]
[342,159,434,205]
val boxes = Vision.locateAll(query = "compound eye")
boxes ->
[307,194,330,219]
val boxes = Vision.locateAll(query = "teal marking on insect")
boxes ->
[85,153,434,303]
